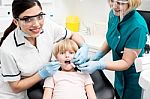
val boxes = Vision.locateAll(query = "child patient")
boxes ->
[43,38,97,99]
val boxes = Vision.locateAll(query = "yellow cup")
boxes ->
[66,16,80,32]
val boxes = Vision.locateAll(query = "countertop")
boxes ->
[81,34,106,50]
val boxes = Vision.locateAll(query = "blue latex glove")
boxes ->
[77,60,106,74]
[90,51,105,61]
[72,43,88,65]
[38,61,60,79]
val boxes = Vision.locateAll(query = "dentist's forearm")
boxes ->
[9,73,42,93]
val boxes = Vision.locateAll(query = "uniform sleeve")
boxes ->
[53,26,72,43]
[47,19,72,43]
[0,49,21,82]
[84,74,94,85]
[43,76,55,88]
[125,26,147,49]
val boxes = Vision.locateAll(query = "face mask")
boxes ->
[19,27,32,37]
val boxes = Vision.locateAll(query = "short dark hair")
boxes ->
[12,0,42,18]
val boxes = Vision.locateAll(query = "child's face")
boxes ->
[56,50,76,72]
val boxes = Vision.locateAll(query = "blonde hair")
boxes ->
[53,39,79,57]
[127,0,141,11]
[108,0,141,12]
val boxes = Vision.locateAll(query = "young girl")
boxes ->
[43,39,97,99]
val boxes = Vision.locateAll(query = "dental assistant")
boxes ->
[78,0,148,99]
[0,0,88,99]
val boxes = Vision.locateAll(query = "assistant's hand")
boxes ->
[72,43,88,65]
[38,61,60,79]
[77,60,106,74]
[90,51,104,61]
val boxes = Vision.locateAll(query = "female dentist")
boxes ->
[0,0,88,99]
[78,0,148,99]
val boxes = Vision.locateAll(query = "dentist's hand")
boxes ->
[77,60,106,74]
[90,51,105,61]
[38,61,60,79]
[72,43,89,65]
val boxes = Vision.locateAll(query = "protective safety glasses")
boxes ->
[111,0,128,5]
[17,12,46,26]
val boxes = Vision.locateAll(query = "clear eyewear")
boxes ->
[111,0,128,5]
[17,12,46,25]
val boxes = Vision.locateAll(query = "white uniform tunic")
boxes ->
[0,18,72,99]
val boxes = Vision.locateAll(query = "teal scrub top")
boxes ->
[106,10,148,99]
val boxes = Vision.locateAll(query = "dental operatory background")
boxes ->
[0,0,150,98]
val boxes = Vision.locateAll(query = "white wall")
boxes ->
[53,0,110,37]
[138,0,150,11]
[53,0,110,23]
[74,0,110,36]
[53,0,78,25]
[76,0,109,23]
[53,0,150,36]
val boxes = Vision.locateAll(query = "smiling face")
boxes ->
[53,39,79,72]
[14,4,44,38]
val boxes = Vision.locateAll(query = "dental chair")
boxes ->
[90,70,116,99]
[137,10,150,35]
[27,80,44,99]
[137,10,150,54]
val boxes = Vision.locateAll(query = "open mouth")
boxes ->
[63,60,76,68]
[64,60,71,64]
